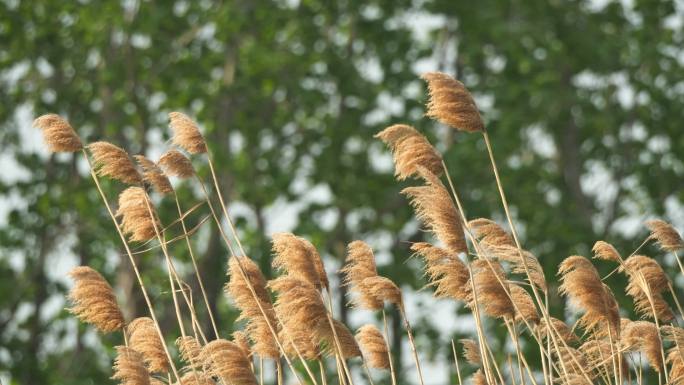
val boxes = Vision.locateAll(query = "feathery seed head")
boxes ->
[468,218,515,248]
[112,346,151,385]
[421,72,484,132]
[88,141,142,184]
[460,339,482,365]
[359,276,404,310]
[319,319,362,359]
[176,336,203,371]
[158,150,195,178]
[646,219,683,252]
[402,167,467,254]
[374,124,443,180]
[510,284,539,324]
[201,339,256,385]
[355,324,390,369]
[271,233,325,290]
[169,112,207,154]
[116,187,160,242]
[134,155,173,195]
[592,241,622,263]
[67,266,124,333]
[470,260,514,319]
[127,317,169,373]
[411,242,470,301]
[34,114,83,152]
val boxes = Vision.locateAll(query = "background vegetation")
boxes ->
[1,0,683,383]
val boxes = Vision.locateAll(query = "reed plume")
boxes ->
[592,241,622,263]
[470,259,514,319]
[127,317,170,373]
[469,218,515,248]
[116,187,160,243]
[319,319,361,359]
[342,240,383,308]
[176,336,203,371]
[67,266,124,333]
[622,254,674,322]
[269,276,327,359]
[134,155,173,195]
[558,256,620,335]
[484,244,547,293]
[646,219,683,252]
[411,242,470,301]
[88,141,142,184]
[471,369,488,385]
[174,372,214,385]
[460,339,482,365]
[158,149,195,179]
[225,257,279,359]
[34,113,83,152]
[233,331,253,359]
[168,112,208,154]
[112,346,151,385]
[360,276,404,310]
[421,72,484,132]
[537,317,577,344]
[201,339,257,385]
[510,284,539,324]
[374,124,443,180]
[356,324,390,369]
[621,320,663,372]
[272,232,326,290]
[402,167,467,254]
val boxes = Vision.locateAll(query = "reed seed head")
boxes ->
[471,369,488,385]
[621,320,663,371]
[225,257,279,359]
[158,150,195,179]
[468,218,515,248]
[67,266,125,333]
[411,242,470,301]
[421,72,484,132]
[622,254,675,322]
[233,330,253,359]
[134,155,173,195]
[342,240,378,285]
[510,284,539,324]
[169,112,207,154]
[470,259,514,319]
[174,372,214,385]
[88,141,142,184]
[116,187,160,243]
[592,241,622,263]
[359,276,404,310]
[112,346,151,385]
[272,233,325,290]
[646,219,684,252]
[127,317,169,373]
[176,336,203,371]
[201,339,256,385]
[356,324,390,369]
[460,339,481,365]
[319,319,362,359]
[402,167,467,254]
[374,124,443,180]
[34,113,83,152]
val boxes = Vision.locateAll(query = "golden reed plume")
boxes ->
[622,254,674,322]
[67,266,124,333]
[319,319,361,359]
[272,232,327,290]
[460,339,481,365]
[269,275,327,360]
[411,242,470,301]
[375,124,443,180]
[470,259,514,319]
[201,339,256,385]
[558,256,620,335]
[168,112,207,154]
[471,369,488,385]
[592,240,622,263]
[174,372,214,385]
[510,284,539,324]
[88,141,142,184]
[468,218,515,248]
[402,167,467,254]
[134,155,173,195]
[158,149,195,179]
[34,114,83,152]
[341,240,379,305]
[621,319,663,372]
[359,276,403,310]
[646,219,683,252]
[111,345,151,385]
[421,72,484,132]
[537,316,577,344]
[225,256,279,359]
[176,336,203,371]
[115,187,159,243]
[356,324,390,369]
[127,317,170,374]
[233,330,253,359]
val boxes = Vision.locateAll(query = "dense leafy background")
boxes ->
[1,0,683,384]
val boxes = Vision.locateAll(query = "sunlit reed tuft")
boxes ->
[421,72,484,132]
[88,141,142,184]
[646,219,683,252]
[34,113,83,152]
[67,266,125,333]
[201,339,257,385]
[127,317,170,374]
[411,242,470,301]
[134,155,173,195]
[356,324,390,369]
[375,124,443,180]
[158,149,195,178]
[112,346,151,385]
[116,187,159,243]
[169,112,208,154]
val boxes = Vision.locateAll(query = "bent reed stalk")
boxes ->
[37,70,684,385]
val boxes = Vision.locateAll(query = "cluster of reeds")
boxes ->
[36,71,684,385]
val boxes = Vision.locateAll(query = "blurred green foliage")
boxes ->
[1,0,683,384]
